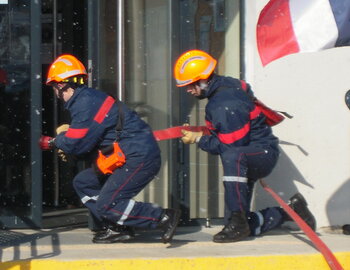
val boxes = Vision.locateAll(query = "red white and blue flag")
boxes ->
[257,0,350,66]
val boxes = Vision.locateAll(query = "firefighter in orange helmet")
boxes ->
[40,54,181,244]
[174,49,316,243]
[46,54,87,101]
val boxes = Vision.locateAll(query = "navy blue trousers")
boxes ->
[73,156,163,229]
[220,144,285,235]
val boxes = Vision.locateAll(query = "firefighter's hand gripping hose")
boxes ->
[181,129,203,144]
[57,149,67,162]
[153,125,210,141]
[56,124,69,135]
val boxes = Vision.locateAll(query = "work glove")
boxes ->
[56,124,69,135]
[39,135,55,150]
[57,149,67,162]
[181,123,203,144]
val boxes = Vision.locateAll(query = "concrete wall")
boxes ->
[244,1,350,228]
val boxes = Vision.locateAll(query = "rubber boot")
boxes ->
[157,208,181,244]
[213,211,250,243]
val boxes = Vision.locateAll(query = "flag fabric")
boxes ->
[257,0,350,66]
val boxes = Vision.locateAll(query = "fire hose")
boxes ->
[153,125,344,270]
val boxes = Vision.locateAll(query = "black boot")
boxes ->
[157,208,181,244]
[286,193,316,231]
[213,211,250,243]
[92,224,135,243]
[342,224,350,235]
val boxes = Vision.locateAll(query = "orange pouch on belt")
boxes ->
[96,142,126,175]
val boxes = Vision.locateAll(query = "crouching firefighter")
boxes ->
[174,50,316,243]
[40,54,181,244]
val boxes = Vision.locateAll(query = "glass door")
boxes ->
[41,0,88,228]
[0,0,89,229]
[0,0,42,228]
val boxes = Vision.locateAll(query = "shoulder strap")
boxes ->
[115,99,124,132]
[240,80,248,91]
[110,98,124,141]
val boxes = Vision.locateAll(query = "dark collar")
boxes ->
[64,85,88,109]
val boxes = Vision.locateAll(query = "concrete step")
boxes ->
[0,226,349,270]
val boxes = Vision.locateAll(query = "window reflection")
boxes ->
[0,0,31,215]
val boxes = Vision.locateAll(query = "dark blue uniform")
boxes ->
[198,75,285,235]
[54,86,163,228]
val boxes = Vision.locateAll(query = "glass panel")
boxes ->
[125,0,171,208]
[178,0,241,220]
[0,0,31,216]
[41,0,88,227]
[83,0,241,224]
[97,0,171,208]
[97,0,117,94]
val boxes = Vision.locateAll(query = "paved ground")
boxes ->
[0,224,349,270]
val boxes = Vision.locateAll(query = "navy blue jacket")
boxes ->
[198,75,279,155]
[54,86,160,160]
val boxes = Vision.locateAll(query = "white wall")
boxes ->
[245,1,350,229]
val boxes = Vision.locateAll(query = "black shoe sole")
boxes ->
[212,231,250,243]
[92,234,135,244]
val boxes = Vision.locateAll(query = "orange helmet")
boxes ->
[46,54,87,85]
[174,49,217,87]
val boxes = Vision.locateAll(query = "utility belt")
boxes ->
[96,142,126,175]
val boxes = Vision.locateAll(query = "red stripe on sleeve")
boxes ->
[250,106,261,120]
[65,128,89,139]
[205,120,215,130]
[94,96,115,124]
[217,123,250,144]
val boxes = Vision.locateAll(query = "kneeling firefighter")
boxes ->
[40,54,181,244]
[174,50,316,243]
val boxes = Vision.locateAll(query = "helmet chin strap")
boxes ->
[55,83,71,100]
[195,81,210,100]
[196,90,207,100]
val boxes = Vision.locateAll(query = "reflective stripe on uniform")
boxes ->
[222,176,248,183]
[117,200,136,225]
[81,195,99,204]
[254,211,264,235]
